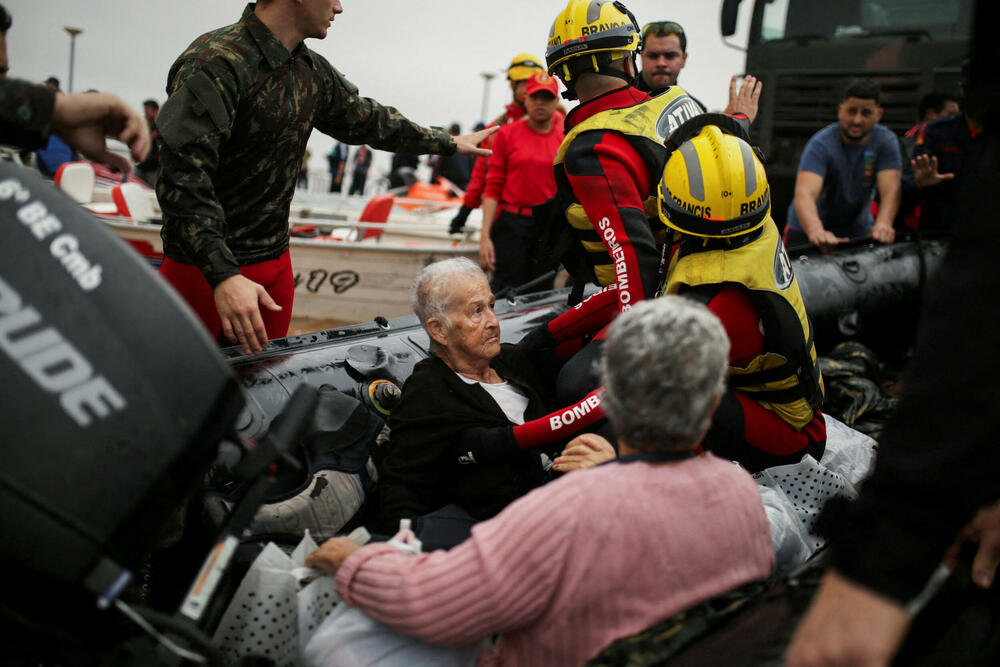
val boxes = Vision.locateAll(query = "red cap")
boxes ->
[525,71,559,97]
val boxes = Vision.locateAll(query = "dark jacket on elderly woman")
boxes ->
[376,344,557,532]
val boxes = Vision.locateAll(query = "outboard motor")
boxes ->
[0,164,244,657]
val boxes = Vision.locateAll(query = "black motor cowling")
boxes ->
[0,164,243,645]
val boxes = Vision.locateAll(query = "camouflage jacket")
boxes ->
[157,4,456,287]
[0,78,56,150]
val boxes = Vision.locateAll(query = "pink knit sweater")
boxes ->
[335,453,774,666]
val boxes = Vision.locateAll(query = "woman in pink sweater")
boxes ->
[307,296,775,666]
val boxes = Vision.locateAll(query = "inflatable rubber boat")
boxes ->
[0,159,952,664]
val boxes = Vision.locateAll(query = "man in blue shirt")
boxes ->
[785,79,901,251]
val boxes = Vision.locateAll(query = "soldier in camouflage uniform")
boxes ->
[156,0,494,355]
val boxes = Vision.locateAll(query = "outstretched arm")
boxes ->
[871,169,901,244]
[553,433,617,472]
[447,389,605,466]
[911,154,956,189]
[51,91,150,172]
[453,125,499,157]
[794,170,847,252]
[321,477,580,648]
[786,570,912,667]
[723,75,762,124]
[0,78,150,168]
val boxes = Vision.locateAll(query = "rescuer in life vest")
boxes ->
[518,0,753,412]
[657,115,827,472]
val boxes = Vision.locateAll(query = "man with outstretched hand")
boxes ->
[157,0,495,355]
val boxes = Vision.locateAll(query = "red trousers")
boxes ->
[159,251,294,342]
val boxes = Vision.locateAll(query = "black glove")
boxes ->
[518,322,557,352]
[449,205,471,234]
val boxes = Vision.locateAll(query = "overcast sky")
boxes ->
[5,1,751,177]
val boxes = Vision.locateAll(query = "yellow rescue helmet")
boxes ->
[658,115,770,238]
[507,53,546,82]
[545,0,640,84]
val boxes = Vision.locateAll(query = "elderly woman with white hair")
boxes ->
[308,296,775,667]
[375,258,605,541]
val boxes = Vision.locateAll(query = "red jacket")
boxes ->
[462,102,527,209]
[483,114,565,212]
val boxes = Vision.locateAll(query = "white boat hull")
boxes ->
[103,219,477,324]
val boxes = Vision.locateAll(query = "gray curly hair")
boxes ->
[599,296,730,452]
[411,258,488,353]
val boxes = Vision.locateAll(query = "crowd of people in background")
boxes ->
[786,72,982,253]
[15,0,957,272]
[2,2,974,266]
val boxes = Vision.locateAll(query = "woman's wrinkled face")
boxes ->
[437,277,501,365]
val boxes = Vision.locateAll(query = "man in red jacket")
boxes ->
[528,0,749,407]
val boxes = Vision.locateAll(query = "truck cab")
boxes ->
[721,0,972,229]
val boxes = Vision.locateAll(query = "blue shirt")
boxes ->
[36,133,72,178]
[786,123,901,238]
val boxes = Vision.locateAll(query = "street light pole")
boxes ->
[64,27,83,93]
[479,72,496,125]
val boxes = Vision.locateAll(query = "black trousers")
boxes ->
[349,171,368,196]
[490,211,542,293]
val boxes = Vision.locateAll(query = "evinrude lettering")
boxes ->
[0,276,126,427]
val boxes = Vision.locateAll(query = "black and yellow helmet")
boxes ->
[658,114,770,239]
[546,0,640,93]
[507,53,546,82]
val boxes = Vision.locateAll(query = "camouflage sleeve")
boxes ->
[156,57,241,288]
[313,61,456,157]
[0,78,56,150]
